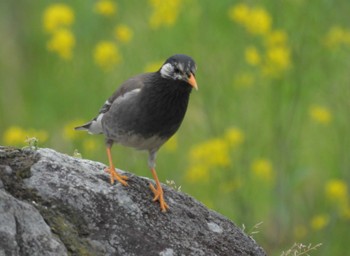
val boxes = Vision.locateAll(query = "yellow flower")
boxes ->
[3,126,48,146]
[310,214,329,231]
[164,135,178,152]
[325,179,349,217]
[309,105,332,125]
[144,61,164,72]
[324,26,350,49]
[228,3,250,24]
[224,127,245,147]
[230,5,291,79]
[190,138,231,167]
[245,46,261,66]
[149,0,182,29]
[93,41,121,71]
[251,158,274,182]
[94,0,117,17]
[229,4,271,35]
[265,45,291,70]
[185,165,210,183]
[43,4,74,33]
[63,119,86,141]
[265,30,288,47]
[325,179,348,203]
[325,26,344,47]
[114,24,133,43]
[47,28,75,60]
[261,44,291,77]
[3,126,27,145]
[245,7,272,35]
[229,4,272,35]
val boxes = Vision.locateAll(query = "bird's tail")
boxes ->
[74,122,92,131]
[74,118,103,135]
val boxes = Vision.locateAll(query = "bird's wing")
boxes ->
[99,73,148,115]
[75,73,150,134]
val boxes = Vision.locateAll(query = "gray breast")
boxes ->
[114,132,167,151]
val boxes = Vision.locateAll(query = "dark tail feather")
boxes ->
[74,119,103,134]
[74,122,92,131]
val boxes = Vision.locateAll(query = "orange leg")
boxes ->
[105,147,128,186]
[149,168,169,212]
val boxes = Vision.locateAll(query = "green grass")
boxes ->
[1,1,350,255]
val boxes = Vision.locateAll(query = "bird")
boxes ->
[75,54,198,212]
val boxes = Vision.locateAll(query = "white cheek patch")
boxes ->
[160,63,174,78]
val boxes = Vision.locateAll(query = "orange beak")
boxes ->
[187,73,198,90]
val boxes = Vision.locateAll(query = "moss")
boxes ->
[43,213,94,256]
[15,167,32,179]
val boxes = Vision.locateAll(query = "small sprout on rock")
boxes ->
[241,223,246,232]
[241,221,263,237]
[166,179,181,192]
[73,149,82,158]
[23,136,39,150]
[249,221,263,236]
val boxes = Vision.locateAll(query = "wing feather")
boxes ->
[75,73,151,134]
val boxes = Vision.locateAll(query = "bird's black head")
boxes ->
[159,54,198,90]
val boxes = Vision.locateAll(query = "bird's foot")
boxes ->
[149,183,169,212]
[104,166,128,186]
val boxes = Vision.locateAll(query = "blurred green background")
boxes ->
[1,0,350,255]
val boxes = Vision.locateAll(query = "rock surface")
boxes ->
[0,146,266,256]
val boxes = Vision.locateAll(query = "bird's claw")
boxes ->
[104,167,129,186]
[149,183,169,212]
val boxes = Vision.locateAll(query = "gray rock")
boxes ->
[0,189,67,256]
[0,146,266,256]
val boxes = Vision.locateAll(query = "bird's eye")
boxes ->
[174,67,180,73]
